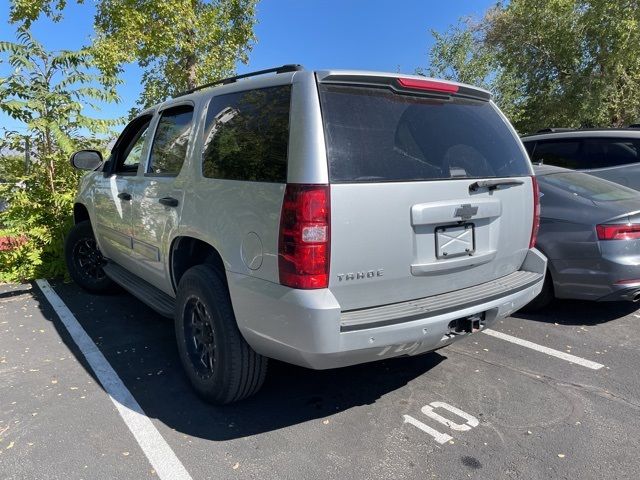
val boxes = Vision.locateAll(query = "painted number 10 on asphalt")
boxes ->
[403,401,479,444]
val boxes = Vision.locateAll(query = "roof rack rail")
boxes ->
[173,64,303,98]
[629,124,640,128]
[535,127,574,133]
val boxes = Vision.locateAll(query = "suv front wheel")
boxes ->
[65,220,115,293]
[175,265,268,404]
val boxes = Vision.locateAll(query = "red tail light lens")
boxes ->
[397,78,459,94]
[596,224,640,241]
[530,176,541,248]
[278,184,330,289]
[615,279,640,285]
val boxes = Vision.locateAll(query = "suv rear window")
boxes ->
[318,84,530,183]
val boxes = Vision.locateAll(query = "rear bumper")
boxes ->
[593,284,640,302]
[229,249,546,369]
[551,252,640,302]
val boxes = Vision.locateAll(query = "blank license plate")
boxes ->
[435,223,475,259]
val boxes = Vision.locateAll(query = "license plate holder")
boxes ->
[435,223,475,259]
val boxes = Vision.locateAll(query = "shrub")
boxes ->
[0,29,119,282]
[0,162,80,281]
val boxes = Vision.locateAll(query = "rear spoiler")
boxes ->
[319,74,491,102]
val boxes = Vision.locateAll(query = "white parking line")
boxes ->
[35,280,193,480]
[483,328,604,370]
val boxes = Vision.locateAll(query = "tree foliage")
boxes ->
[0,29,119,281]
[422,19,524,126]
[92,0,257,109]
[426,0,640,133]
[9,0,75,28]
[9,0,258,109]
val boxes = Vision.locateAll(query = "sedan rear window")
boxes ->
[318,84,530,183]
[542,171,638,202]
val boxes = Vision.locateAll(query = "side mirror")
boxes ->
[70,150,103,171]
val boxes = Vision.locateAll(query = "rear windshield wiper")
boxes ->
[469,179,525,192]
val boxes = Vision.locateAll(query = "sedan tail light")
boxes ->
[596,224,640,241]
[278,184,330,289]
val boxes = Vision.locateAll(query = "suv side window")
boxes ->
[112,116,152,174]
[147,105,194,176]
[531,140,582,169]
[201,85,291,183]
[583,138,640,169]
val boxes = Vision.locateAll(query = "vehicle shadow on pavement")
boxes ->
[32,280,445,441]
[514,299,639,325]
[0,287,35,301]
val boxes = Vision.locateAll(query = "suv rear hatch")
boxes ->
[318,73,536,310]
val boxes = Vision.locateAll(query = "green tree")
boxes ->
[92,0,257,109]
[427,1,640,133]
[10,0,259,109]
[0,153,26,183]
[9,0,71,27]
[422,19,524,125]
[0,29,119,281]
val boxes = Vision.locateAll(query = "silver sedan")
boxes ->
[527,165,640,309]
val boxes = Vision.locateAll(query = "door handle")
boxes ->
[117,192,132,201]
[159,197,179,207]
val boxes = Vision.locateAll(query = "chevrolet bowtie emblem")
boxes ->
[454,204,478,221]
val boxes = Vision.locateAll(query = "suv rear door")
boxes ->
[130,103,195,294]
[317,75,535,310]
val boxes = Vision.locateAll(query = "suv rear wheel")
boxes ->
[65,220,115,293]
[175,264,268,404]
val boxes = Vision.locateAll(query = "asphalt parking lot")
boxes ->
[1,281,640,480]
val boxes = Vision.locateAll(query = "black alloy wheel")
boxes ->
[183,297,217,378]
[64,220,115,293]
[175,264,268,404]
[73,237,106,282]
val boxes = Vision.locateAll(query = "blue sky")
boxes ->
[0,0,494,133]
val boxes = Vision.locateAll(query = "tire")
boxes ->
[521,270,555,312]
[64,220,115,293]
[175,264,268,404]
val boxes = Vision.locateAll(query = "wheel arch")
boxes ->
[73,203,90,225]
[170,236,227,293]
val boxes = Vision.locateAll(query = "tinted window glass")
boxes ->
[202,86,291,182]
[113,116,152,174]
[318,85,530,182]
[523,141,536,157]
[121,122,150,171]
[148,106,194,175]
[583,138,640,169]
[531,140,582,169]
[541,171,637,201]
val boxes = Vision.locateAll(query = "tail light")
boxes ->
[530,176,541,248]
[615,278,640,285]
[596,224,640,241]
[278,184,330,289]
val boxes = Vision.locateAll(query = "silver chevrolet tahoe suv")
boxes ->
[65,65,547,404]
